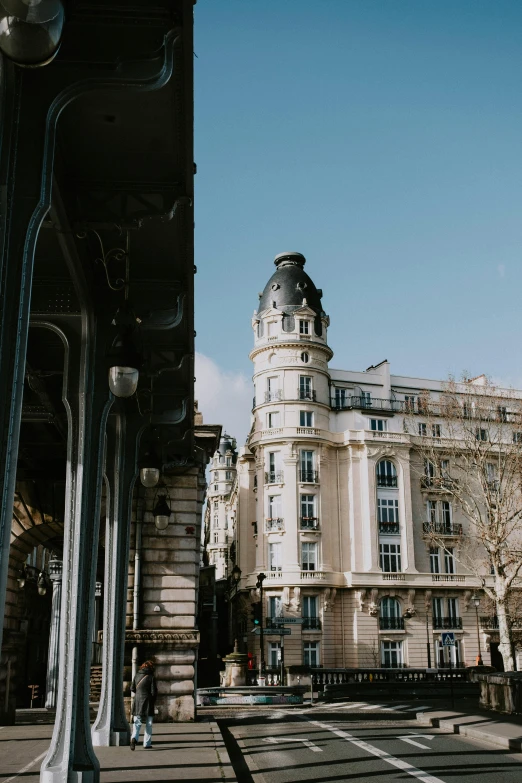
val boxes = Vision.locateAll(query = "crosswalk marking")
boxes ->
[313,701,434,715]
[360,704,386,710]
[331,702,366,710]
[381,704,411,711]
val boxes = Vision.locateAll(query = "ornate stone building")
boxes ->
[208,251,520,674]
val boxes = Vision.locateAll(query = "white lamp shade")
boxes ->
[140,467,160,488]
[154,514,170,531]
[108,366,139,398]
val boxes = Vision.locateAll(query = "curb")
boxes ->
[416,711,522,753]
[209,721,238,782]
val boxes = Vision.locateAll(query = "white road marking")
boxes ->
[324,701,351,709]
[1,750,48,783]
[360,703,386,710]
[381,704,411,711]
[331,702,366,710]
[399,734,435,750]
[307,719,446,783]
[414,706,432,712]
[262,736,322,752]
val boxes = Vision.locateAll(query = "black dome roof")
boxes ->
[215,433,237,458]
[258,252,323,315]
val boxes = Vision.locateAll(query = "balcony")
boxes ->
[299,469,319,484]
[480,615,522,630]
[265,471,284,485]
[379,522,400,534]
[423,522,463,537]
[265,390,283,402]
[302,617,322,630]
[300,517,319,530]
[379,617,405,630]
[421,477,458,491]
[431,574,465,583]
[265,518,284,532]
[377,475,398,488]
[433,617,463,630]
[298,389,316,401]
[332,395,405,413]
[382,573,405,581]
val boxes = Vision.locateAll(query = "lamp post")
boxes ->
[231,564,241,648]
[472,592,484,665]
[426,601,432,668]
[256,572,266,678]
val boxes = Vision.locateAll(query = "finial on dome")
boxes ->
[274,251,306,268]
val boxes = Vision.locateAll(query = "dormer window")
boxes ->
[268,321,278,337]
[299,319,310,335]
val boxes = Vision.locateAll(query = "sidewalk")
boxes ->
[0,722,236,783]
[416,699,522,753]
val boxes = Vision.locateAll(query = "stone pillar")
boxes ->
[92,409,142,747]
[223,643,248,686]
[45,557,63,710]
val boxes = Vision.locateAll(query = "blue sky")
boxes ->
[193,0,522,440]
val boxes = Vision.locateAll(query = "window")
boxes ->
[299,319,310,335]
[440,459,449,476]
[269,642,281,667]
[269,542,282,571]
[376,460,397,487]
[302,542,317,571]
[226,471,232,480]
[226,456,231,467]
[303,595,318,619]
[436,638,460,668]
[213,484,218,491]
[441,501,451,526]
[432,424,441,438]
[300,450,315,482]
[268,495,282,520]
[418,423,427,436]
[213,532,218,543]
[447,597,458,620]
[381,640,402,668]
[267,377,280,402]
[299,376,313,400]
[404,395,417,412]
[380,543,401,572]
[269,596,282,618]
[498,406,508,423]
[380,597,401,617]
[334,387,347,408]
[514,432,522,444]
[378,498,399,531]
[361,391,372,407]
[303,641,319,667]
[444,547,455,574]
[427,500,437,525]
[213,502,218,511]
[267,320,278,337]
[267,452,281,483]
[267,411,280,429]
[301,352,310,363]
[213,516,219,529]
[476,427,488,441]
[432,597,443,619]
[430,548,440,574]
[300,410,313,427]
[300,494,316,526]
[370,419,387,432]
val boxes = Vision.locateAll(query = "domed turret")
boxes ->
[258,252,324,315]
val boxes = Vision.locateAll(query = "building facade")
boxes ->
[206,251,521,674]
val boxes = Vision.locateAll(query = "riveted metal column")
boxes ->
[92,407,143,747]
[39,318,113,783]
[45,557,63,711]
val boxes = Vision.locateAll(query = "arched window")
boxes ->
[380,597,401,617]
[376,460,397,488]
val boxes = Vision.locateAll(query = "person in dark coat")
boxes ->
[130,660,157,749]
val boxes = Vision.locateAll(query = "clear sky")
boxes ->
[193,0,522,442]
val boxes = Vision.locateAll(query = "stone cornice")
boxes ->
[124,630,200,647]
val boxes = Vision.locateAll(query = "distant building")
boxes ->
[205,251,520,674]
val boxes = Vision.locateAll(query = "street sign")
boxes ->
[268,617,306,625]
[442,632,455,646]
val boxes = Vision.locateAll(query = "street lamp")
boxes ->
[107,305,141,398]
[152,488,172,530]
[230,565,242,648]
[472,592,484,666]
[256,572,266,678]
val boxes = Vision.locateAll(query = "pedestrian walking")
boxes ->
[130,660,157,750]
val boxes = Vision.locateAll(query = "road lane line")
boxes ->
[307,719,446,783]
[1,750,47,783]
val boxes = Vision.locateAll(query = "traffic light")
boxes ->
[250,602,261,626]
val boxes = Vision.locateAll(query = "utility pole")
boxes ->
[257,572,266,679]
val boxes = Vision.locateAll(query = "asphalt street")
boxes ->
[218,705,522,783]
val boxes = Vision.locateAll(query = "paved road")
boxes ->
[218,705,522,783]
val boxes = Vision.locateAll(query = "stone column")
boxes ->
[45,557,63,710]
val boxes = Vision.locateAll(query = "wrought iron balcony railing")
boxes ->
[480,615,522,630]
[421,477,459,491]
[298,389,316,401]
[265,471,284,484]
[300,517,319,530]
[433,616,463,630]
[265,390,284,402]
[332,396,405,413]
[302,617,322,630]
[379,617,405,630]
[377,475,398,488]
[299,469,319,483]
[379,522,400,534]
[422,522,463,536]
[265,518,284,532]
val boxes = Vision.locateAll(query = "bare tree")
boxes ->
[406,376,522,671]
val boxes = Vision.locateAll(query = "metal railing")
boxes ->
[382,573,405,581]
[377,475,398,488]
[299,469,319,483]
[265,471,284,484]
[302,617,322,630]
[433,617,463,629]
[265,517,284,532]
[265,390,284,402]
[480,615,522,630]
[300,517,319,530]
[379,522,400,534]
[298,389,316,401]
[332,396,405,413]
[431,574,465,583]
[423,522,463,536]
[421,477,459,491]
[311,667,469,689]
[379,617,404,630]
